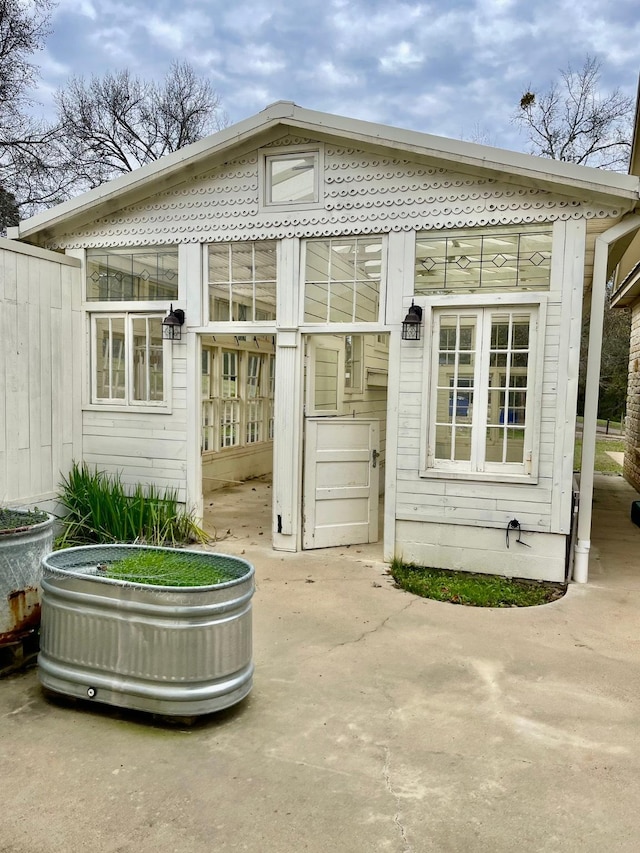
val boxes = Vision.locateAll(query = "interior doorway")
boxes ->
[302,333,389,550]
[200,333,275,545]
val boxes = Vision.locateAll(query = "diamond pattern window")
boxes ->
[87,247,178,301]
[415,229,552,294]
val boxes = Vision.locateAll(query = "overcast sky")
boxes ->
[33,0,640,155]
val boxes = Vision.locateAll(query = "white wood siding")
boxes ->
[81,342,189,502]
[0,239,82,509]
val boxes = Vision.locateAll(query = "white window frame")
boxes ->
[90,313,171,410]
[85,246,179,303]
[299,235,387,328]
[200,342,273,455]
[206,240,278,325]
[419,294,546,483]
[259,144,324,212]
[305,336,345,417]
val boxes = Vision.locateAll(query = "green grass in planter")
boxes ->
[104,550,240,587]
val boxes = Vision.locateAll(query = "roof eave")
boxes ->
[611,264,640,307]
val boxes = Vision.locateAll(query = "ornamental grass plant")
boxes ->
[57,462,208,547]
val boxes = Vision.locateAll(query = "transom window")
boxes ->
[425,306,537,478]
[91,314,166,406]
[303,237,383,323]
[208,241,277,322]
[86,247,178,302]
[415,228,552,294]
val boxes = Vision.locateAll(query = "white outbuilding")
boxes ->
[4,102,640,582]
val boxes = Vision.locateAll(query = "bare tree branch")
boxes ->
[54,61,227,193]
[513,56,633,171]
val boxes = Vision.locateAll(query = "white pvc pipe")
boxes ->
[574,214,640,582]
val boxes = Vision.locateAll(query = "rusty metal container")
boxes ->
[0,511,55,652]
[38,545,254,718]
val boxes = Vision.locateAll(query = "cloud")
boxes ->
[379,41,424,73]
[53,0,98,19]
[228,43,287,77]
[28,0,640,157]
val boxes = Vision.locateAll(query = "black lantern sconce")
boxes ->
[401,301,423,341]
[162,304,185,341]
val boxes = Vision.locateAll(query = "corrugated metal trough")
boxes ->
[1,512,55,675]
[38,545,255,718]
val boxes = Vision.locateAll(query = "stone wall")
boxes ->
[624,301,640,492]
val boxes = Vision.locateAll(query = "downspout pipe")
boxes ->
[574,214,640,582]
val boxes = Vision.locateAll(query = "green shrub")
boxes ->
[57,462,208,547]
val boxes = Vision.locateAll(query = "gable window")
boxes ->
[261,147,322,209]
[92,314,167,406]
[303,237,383,323]
[424,306,538,479]
[208,241,277,322]
[87,247,178,302]
[415,228,552,294]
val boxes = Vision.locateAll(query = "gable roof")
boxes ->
[12,101,640,244]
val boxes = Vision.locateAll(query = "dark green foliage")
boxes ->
[57,461,208,547]
[390,558,565,607]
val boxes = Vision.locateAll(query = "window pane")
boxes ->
[329,282,353,322]
[506,429,526,462]
[209,245,231,282]
[208,242,276,322]
[485,427,505,462]
[435,424,452,459]
[314,348,339,411]
[268,154,317,203]
[415,229,552,294]
[201,350,211,398]
[304,237,381,323]
[87,247,178,301]
[222,351,238,398]
[132,317,163,402]
[345,335,363,392]
[485,427,526,463]
[304,281,329,323]
[453,426,472,461]
[95,317,125,400]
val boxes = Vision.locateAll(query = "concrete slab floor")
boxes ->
[1,474,640,852]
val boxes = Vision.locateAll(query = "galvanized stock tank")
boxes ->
[38,545,255,718]
[0,511,55,672]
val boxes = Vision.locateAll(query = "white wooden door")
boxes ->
[303,417,379,549]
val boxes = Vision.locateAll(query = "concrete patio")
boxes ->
[1,473,639,852]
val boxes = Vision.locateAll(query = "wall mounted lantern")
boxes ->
[162,304,185,341]
[401,301,423,341]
